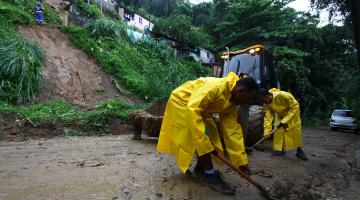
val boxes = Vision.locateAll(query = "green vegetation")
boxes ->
[2,0,358,126]
[65,18,210,101]
[0,1,34,25]
[0,26,45,103]
[1,0,62,26]
[84,18,128,39]
[75,0,105,19]
[0,0,63,104]
[112,0,359,123]
[0,99,142,135]
[153,14,213,49]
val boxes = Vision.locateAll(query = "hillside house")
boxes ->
[119,8,154,32]
[85,1,154,32]
[189,48,215,66]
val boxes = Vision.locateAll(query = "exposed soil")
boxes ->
[0,112,132,142]
[0,127,359,200]
[17,25,135,108]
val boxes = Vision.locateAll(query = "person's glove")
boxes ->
[277,123,288,129]
[239,165,251,175]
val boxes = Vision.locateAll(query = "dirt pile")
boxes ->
[17,25,133,108]
[128,99,167,139]
[270,179,324,200]
[0,113,63,141]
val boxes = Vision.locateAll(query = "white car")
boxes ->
[330,109,358,133]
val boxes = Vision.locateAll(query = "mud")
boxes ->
[0,127,359,199]
[129,100,167,138]
[16,25,135,108]
[0,113,132,142]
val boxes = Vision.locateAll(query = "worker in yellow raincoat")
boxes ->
[157,72,259,195]
[259,88,308,161]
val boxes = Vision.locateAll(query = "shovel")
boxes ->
[251,128,278,150]
[212,151,278,200]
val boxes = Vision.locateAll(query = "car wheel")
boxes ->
[331,127,337,131]
[355,128,359,134]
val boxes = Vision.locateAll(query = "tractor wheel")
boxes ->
[245,105,264,146]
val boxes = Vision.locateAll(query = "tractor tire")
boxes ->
[245,105,264,146]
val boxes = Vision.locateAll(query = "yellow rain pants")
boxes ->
[157,72,248,173]
[263,88,303,151]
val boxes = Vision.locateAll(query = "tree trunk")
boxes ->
[352,0,360,67]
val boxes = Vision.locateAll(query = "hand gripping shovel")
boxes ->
[212,151,278,200]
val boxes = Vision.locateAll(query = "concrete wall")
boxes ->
[199,48,215,64]
[126,13,154,31]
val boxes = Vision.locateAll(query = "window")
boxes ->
[139,17,142,24]
[333,110,352,117]
[110,0,115,4]
[206,52,210,59]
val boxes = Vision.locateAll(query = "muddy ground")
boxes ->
[0,127,359,200]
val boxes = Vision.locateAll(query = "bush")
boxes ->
[75,0,104,19]
[84,18,129,40]
[0,26,45,103]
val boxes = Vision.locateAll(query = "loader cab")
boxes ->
[219,45,279,146]
[220,45,278,89]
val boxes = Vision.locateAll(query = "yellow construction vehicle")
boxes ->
[220,45,279,146]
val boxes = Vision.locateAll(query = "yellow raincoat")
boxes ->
[157,72,248,173]
[263,88,303,151]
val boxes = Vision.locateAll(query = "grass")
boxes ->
[0,1,34,25]
[1,0,62,26]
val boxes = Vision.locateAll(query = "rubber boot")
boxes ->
[194,161,204,175]
[296,148,308,161]
[205,170,235,195]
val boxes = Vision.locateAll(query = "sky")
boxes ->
[188,0,342,26]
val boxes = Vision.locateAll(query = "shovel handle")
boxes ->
[212,151,277,200]
[212,151,260,187]
[253,128,278,146]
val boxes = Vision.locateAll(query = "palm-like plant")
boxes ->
[0,28,45,103]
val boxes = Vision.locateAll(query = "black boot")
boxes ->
[205,170,235,195]
[194,161,204,175]
[296,148,308,161]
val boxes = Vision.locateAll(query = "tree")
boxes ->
[311,0,360,67]
[153,14,213,49]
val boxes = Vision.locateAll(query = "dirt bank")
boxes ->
[0,127,359,199]
[17,25,133,108]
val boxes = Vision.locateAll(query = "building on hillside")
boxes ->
[119,8,154,32]
[151,32,190,59]
[189,48,215,65]
[189,48,223,76]
[85,0,154,32]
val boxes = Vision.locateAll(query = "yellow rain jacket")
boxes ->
[157,72,248,173]
[263,88,303,151]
